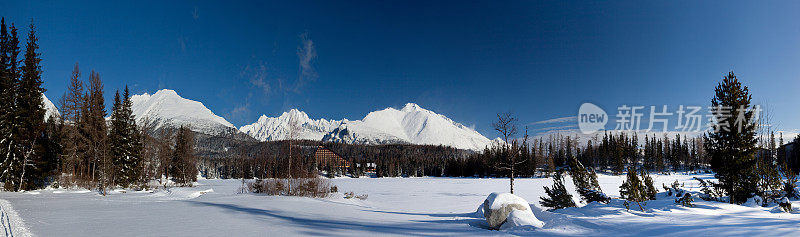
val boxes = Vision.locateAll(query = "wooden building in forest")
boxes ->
[314,145,350,170]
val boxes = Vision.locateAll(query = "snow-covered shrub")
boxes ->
[744,195,764,207]
[330,185,338,193]
[482,192,544,230]
[344,192,367,200]
[675,193,694,207]
[779,197,792,212]
[664,180,686,197]
[247,179,266,194]
[539,171,576,210]
[290,178,332,198]
[694,177,725,201]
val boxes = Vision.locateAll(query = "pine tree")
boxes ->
[59,63,83,185]
[620,166,647,211]
[0,20,24,191]
[640,169,657,200]
[540,171,576,210]
[568,156,608,203]
[705,71,758,204]
[14,21,47,190]
[84,71,108,194]
[110,87,143,188]
[170,126,197,186]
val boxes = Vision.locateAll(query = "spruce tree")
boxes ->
[540,171,576,210]
[110,87,143,188]
[171,126,196,186]
[85,71,108,194]
[568,156,608,203]
[0,20,24,191]
[620,166,647,211]
[705,71,758,204]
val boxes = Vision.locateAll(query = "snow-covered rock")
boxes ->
[130,89,236,136]
[481,192,544,229]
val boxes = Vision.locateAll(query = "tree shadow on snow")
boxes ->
[186,201,491,236]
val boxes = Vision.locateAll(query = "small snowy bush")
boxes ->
[694,177,725,201]
[675,193,694,207]
[779,197,792,212]
[344,192,368,200]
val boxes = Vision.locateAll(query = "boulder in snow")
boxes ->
[481,192,544,230]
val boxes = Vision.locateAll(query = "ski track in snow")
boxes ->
[0,199,32,237]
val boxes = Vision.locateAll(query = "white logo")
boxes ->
[578,103,607,134]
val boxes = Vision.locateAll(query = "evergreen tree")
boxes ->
[170,126,197,185]
[568,156,608,203]
[59,63,83,185]
[640,169,657,200]
[705,71,758,204]
[84,71,109,194]
[16,21,47,190]
[540,171,576,210]
[620,166,647,211]
[0,20,24,191]
[110,87,143,188]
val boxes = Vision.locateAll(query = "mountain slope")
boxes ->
[242,103,492,151]
[323,103,491,150]
[130,89,236,136]
[42,93,59,120]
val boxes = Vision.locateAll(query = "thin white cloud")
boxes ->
[296,32,317,91]
[246,62,271,95]
[529,116,577,125]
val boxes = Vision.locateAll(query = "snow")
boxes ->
[130,89,236,135]
[241,103,493,150]
[1,173,800,236]
[326,103,492,150]
[0,199,32,237]
[41,93,60,121]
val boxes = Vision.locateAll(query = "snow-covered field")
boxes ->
[1,173,799,236]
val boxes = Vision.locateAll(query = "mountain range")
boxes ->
[43,89,493,151]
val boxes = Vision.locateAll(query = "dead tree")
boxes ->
[492,112,526,194]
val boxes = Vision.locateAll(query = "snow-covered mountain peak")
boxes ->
[401,103,423,112]
[42,93,60,120]
[131,89,235,135]
[239,108,342,141]
[241,103,493,150]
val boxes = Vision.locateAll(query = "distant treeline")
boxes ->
[199,132,716,179]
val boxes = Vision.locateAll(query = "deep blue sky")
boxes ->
[2,1,799,138]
